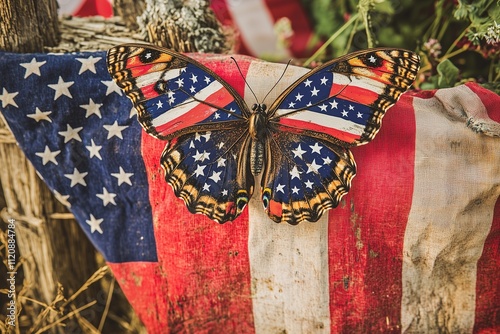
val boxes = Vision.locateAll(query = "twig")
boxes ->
[303,13,360,67]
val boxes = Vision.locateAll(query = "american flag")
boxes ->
[1,51,499,333]
[0,51,157,262]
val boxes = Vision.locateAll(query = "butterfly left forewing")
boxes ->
[107,44,255,223]
[107,43,249,140]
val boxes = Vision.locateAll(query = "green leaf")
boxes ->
[437,59,460,88]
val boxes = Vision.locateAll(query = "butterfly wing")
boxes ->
[162,128,254,223]
[261,131,356,224]
[107,44,254,223]
[268,48,420,146]
[107,43,249,140]
[262,48,419,224]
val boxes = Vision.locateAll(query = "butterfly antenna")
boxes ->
[231,57,259,104]
[261,59,292,103]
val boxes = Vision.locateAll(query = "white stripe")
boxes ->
[245,61,331,333]
[401,86,500,333]
[135,68,183,89]
[275,108,365,135]
[248,184,331,334]
[151,80,223,127]
[333,72,387,94]
[242,60,308,105]
[227,0,290,58]
[57,0,85,15]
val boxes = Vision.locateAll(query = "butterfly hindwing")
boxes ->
[161,127,254,223]
[107,44,249,140]
[269,49,420,146]
[260,131,356,224]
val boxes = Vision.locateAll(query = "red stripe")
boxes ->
[127,59,157,76]
[140,55,255,333]
[328,94,416,332]
[74,0,113,17]
[278,118,361,143]
[466,82,500,123]
[154,86,233,135]
[192,54,252,97]
[472,83,500,333]
[331,83,380,106]
[140,82,161,99]
[473,198,500,333]
[107,262,168,332]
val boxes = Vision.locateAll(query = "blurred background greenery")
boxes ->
[298,0,499,92]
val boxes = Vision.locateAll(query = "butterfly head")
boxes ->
[249,104,268,142]
[251,103,267,113]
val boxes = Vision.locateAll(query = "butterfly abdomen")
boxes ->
[248,107,268,175]
[250,139,264,175]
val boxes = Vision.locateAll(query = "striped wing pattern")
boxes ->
[270,49,420,146]
[107,44,420,224]
[107,44,248,140]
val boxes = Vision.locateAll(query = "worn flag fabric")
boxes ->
[57,0,113,17]
[0,51,499,333]
[210,0,318,58]
[57,0,317,58]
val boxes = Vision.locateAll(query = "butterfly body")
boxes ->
[248,103,269,175]
[107,44,420,225]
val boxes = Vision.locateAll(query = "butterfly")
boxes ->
[107,43,419,225]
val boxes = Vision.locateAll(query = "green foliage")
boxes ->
[437,59,460,88]
[299,0,500,93]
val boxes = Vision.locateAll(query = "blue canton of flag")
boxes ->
[0,51,157,262]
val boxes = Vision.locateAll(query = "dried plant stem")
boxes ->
[98,277,115,332]
[33,301,97,334]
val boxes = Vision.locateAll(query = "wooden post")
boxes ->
[113,0,146,30]
[0,0,59,52]
[137,0,229,52]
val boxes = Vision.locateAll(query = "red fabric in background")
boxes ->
[75,0,112,17]
[328,95,417,333]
